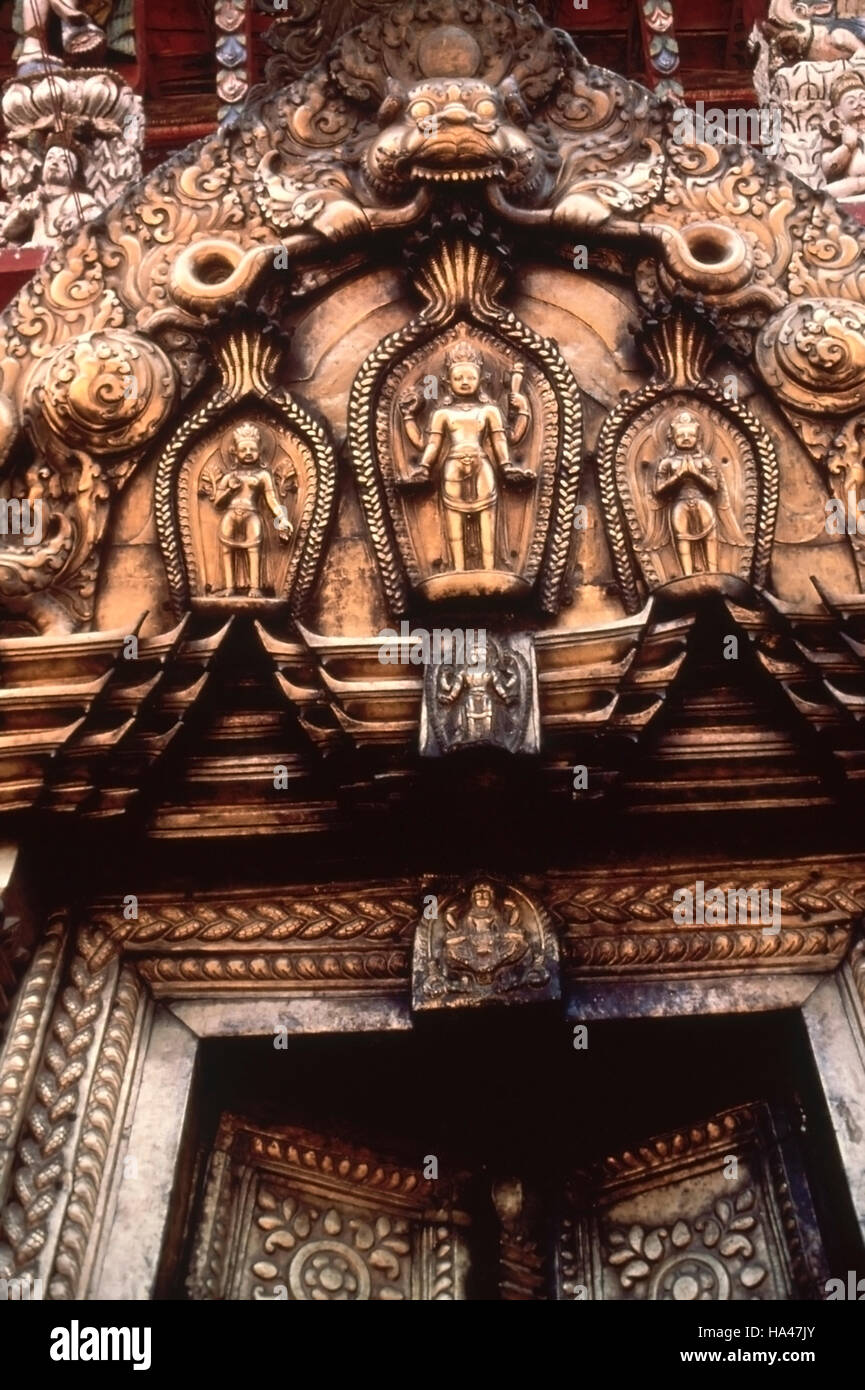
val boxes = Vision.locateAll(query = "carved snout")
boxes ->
[169,240,280,316]
[657,222,753,295]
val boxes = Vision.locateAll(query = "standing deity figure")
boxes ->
[398,339,532,572]
[822,72,865,199]
[15,0,107,72]
[206,424,293,597]
[436,634,519,744]
[650,410,745,577]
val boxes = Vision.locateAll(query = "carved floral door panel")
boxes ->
[556,1102,829,1302]
[187,1116,472,1301]
[187,1102,828,1301]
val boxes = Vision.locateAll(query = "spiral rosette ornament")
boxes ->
[756,298,865,415]
[27,329,177,458]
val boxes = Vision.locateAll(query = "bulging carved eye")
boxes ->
[474,98,498,121]
[409,98,436,123]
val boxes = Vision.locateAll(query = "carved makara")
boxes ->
[351,241,582,613]
[412,877,560,1010]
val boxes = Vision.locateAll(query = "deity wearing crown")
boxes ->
[200,423,294,597]
[398,334,533,573]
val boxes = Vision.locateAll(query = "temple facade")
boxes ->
[0,0,864,1302]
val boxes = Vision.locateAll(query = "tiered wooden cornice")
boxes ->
[5,582,865,831]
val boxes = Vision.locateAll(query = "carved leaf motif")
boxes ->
[735,1188,756,1212]
[628,1224,645,1252]
[698,1217,721,1247]
[258,1189,278,1211]
[740,1264,767,1288]
[323,1207,342,1235]
[263,1230,296,1252]
[643,1230,665,1261]
[671,1220,691,1248]
[252,1260,279,1279]
[608,1246,637,1266]
[257,1215,283,1230]
[369,1248,401,1278]
[620,1258,651,1287]
[719,1234,754,1259]
[351,1220,375,1250]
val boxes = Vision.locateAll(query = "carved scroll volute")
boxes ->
[349,240,582,616]
[155,324,337,616]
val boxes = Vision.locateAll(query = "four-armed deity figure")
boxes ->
[441,881,528,986]
[436,633,520,744]
[650,410,745,577]
[207,424,293,597]
[398,339,532,572]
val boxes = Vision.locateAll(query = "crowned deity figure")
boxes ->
[440,881,529,988]
[649,410,746,577]
[435,633,521,745]
[0,144,101,246]
[398,337,533,573]
[822,71,865,200]
[203,424,293,597]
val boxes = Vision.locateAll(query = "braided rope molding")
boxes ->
[550,869,863,972]
[563,924,849,973]
[155,388,232,608]
[0,915,68,1179]
[136,948,409,990]
[598,1103,757,1183]
[0,927,112,1278]
[549,872,865,925]
[348,316,426,614]
[596,378,779,614]
[48,965,143,1300]
[91,892,418,947]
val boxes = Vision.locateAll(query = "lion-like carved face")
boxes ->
[363,75,546,193]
